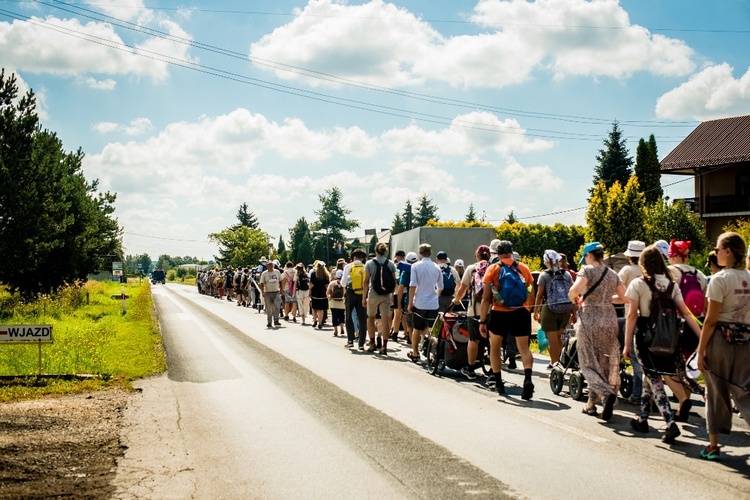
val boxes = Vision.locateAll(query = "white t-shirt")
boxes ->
[706,268,750,324]
[625,275,683,317]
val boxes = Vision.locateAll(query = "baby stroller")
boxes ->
[424,309,491,376]
[549,326,633,400]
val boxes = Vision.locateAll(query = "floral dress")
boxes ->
[576,264,621,404]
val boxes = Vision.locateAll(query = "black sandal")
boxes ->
[406,352,420,363]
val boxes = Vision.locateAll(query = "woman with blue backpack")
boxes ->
[533,249,574,368]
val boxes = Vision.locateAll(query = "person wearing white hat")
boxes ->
[618,240,646,404]
[653,240,670,260]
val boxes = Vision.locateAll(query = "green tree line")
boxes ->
[0,70,121,297]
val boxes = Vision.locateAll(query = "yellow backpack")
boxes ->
[349,262,365,294]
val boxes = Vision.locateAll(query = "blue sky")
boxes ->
[3,0,750,260]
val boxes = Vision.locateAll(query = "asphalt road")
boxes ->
[113,284,750,499]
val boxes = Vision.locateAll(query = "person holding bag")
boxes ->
[568,242,627,421]
[696,232,750,461]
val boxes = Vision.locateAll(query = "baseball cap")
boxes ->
[405,252,418,263]
[436,251,448,260]
[579,241,604,263]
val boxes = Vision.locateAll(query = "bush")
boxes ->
[166,270,177,281]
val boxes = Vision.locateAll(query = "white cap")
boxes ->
[406,252,418,263]
[454,259,464,267]
[653,240,670,259]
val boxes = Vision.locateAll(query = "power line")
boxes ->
[17,1,699,135]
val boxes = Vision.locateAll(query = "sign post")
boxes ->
[0,325,53,376]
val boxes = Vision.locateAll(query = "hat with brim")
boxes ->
[623,240,645,258]
[579,242,604,263]
[351,248,366,259]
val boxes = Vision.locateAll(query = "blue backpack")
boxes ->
[441,266,456,296]
[492,262,528,308]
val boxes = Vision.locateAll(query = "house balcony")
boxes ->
[676,195,750,217]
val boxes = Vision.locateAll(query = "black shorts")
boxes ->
[488,308,531,338]
[467,316,482,341]
[413,308,438,331]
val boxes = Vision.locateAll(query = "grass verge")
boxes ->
[0,280,165,402]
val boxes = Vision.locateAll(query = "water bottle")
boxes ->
[537,328,549,353]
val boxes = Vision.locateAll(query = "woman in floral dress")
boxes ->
[568,242,627,421]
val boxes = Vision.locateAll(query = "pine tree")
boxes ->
[505,210,518,224]
[465,203,477,223]
[593,121,633,190]
[312,187,359,264]
[277,233,288,264]
[288,218,310,264]
[368,233,379,255]
[391,212,406,234]
[635,134,663,204]
[232,203,259,230]
[414,193,439,226]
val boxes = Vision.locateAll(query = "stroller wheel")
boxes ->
[569,372,585,401]
[619,372,633,399]
[426,339,441,375]
[550,367,564,395]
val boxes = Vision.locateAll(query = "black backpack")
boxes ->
[372,260,396,295]
[297,273,310,291]
[642,279,680,357]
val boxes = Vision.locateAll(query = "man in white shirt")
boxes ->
[407,244,443,362]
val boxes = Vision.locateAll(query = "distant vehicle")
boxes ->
[151,269,166,284]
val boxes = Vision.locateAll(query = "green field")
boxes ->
[0,280,165,401]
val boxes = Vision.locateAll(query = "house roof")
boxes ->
[660,114,750,173]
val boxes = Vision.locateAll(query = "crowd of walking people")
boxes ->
[192,231,750,461]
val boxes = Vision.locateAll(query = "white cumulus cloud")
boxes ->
[501,157,561,192]
[0,15,193,82]
[655,63,750,120]
[249,0,695,89]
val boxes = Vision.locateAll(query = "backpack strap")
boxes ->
[582,267,607,301]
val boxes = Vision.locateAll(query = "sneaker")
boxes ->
[345,342,353,349]
[292,317,297,323]
[508,358,517,370]
[274,321,281,326]
[700,445,721,461]
[662,422,681,444]
[379,347,387,355]
[629,418,649,433]
[267,322,272,328]
[546,363,554,370]
[284,315,289,321]
[496,381,506,395]
[486,374,496,388]
[461,367,477,380]
[367,344,376,352]
[521,380,534,400]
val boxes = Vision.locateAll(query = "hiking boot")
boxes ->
[460,367,477,380]
[629,418,649,433]
[521,380,534,400]
[700,445,721,461]
[662,422,681,444]
[367,344,376,352]
[379,347,387,355]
